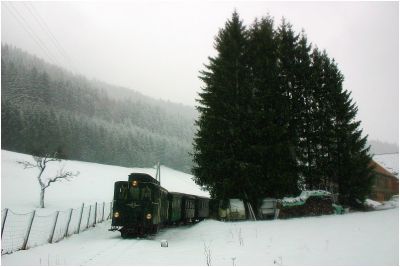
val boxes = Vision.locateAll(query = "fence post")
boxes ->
[102,202,105,222]
[22,210,36,250]
[1,208,9,239]
[86,205,92,229]
[109,202,113,220]
[64,208,73,238]
[77,203,84,234]
[93,202,97,226]
[49,211,59,243]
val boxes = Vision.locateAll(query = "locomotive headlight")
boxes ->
[132,180,138,187]
[114,211,120,218]
[146,213,152,220]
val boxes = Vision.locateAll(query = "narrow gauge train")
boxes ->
[109,173,209,237]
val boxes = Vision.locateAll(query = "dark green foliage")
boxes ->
[192,11,252,200]
[193,11,373,208]
[306,50,374,205]
[325,60,374,206]
[1,44,194,172]
[246,17,299,204]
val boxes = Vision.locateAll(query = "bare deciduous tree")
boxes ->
[17,153,79,208]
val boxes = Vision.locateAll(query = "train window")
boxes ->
[142,186,152,200]
[129,187,140,200]
[118,185,128,200]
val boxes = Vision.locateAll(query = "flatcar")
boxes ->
[110,173,169,237]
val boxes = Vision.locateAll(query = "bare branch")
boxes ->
[17,152,78,208]
[17,160,37,169]
[43,170,79,189]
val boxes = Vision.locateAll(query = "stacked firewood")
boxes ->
[277,196,334,219]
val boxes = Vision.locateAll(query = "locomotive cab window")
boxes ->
[117,184,128,200]
[142,186,152,200]
[129,186,140,200]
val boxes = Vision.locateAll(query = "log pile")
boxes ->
[277,196,334,219]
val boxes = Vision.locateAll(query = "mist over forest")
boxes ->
[1,44,396,173]
[1,44,196,172]
[368,140,398,155]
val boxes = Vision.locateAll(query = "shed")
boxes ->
[369,160,399,202]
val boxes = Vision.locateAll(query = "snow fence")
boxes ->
[1,201,112,255]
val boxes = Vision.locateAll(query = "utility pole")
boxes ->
[155,161,161,185]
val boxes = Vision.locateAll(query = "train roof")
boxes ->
[128,173,160,185]
[169,191,209,200]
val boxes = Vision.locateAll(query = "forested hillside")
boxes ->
[1,44,196,172]
[368,140,399,155]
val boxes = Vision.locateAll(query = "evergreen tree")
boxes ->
[192,11,251,200]
[324,57,374,206]
[273,19,302,196]
[194,12,373,209]
[309,49,338,190]
[245,16,299,208]
[293,34,318,191]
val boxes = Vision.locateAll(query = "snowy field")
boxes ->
[1,150,399,265]
[1,150,209,212]
[1,209,398,266]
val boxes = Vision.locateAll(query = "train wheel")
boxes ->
[153,224,160,234]
[121,231,129,239]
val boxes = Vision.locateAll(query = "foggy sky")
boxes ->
[1,1,398,144]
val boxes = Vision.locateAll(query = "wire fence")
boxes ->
[1,201,113,255]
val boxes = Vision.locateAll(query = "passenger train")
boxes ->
[109,173,210,237]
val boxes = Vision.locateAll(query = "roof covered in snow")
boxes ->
[373,153,399,178]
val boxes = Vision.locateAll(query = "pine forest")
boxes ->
[1,44,196,173]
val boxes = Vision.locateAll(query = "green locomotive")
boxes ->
[110,173,210,237]
[110,173,169,237]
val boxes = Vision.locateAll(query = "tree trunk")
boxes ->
[40,187,45,208]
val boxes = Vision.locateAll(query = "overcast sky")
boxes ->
[1,1,398,144]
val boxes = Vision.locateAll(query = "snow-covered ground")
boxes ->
[1,209,398,266]
[1,150,399,265]
[1,150,209,212]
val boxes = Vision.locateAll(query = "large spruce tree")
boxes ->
[193,11,374,209]
[192,11,252,200]
[274,20,303,196]
[246,17,299,202]
[323,55,374,206]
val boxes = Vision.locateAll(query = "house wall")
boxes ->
[370,173,399,202]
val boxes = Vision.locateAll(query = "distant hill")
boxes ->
[1,44,197,172]
[368,140,399,155]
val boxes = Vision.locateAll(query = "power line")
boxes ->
[24,2,76,73]
[4,2,61,66]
